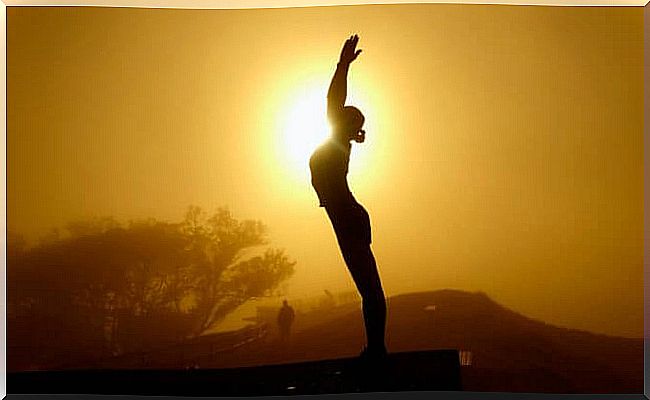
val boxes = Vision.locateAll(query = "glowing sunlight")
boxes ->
[279,85,331,182]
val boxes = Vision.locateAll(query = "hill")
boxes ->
[62,289,644,393]
[185,289,643,393]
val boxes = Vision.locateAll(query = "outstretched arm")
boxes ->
[327,35,362,123]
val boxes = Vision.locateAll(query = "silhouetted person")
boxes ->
[277,300,295,346]
[309,34,387,361]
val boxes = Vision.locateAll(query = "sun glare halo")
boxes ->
[278,86,331,182]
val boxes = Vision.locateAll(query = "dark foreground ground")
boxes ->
[7,349,462,396]
[8,290,644,394]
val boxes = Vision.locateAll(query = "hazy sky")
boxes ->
[7,4,643,337]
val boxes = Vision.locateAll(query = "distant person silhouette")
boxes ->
[277,300,295,346]
[309,34,387,362]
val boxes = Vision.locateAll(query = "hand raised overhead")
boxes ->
[339,34,362,65]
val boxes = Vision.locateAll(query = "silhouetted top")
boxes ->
[309,139,357,210]
[277,304,295,327]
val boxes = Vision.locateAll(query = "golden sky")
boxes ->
[7,4,643,337]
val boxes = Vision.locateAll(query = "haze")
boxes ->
[7,5,643,338]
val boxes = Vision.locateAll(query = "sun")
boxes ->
[266,72,384,200]
[278,86,331,181]
[281,89,330,171]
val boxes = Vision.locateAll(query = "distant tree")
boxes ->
[7,206,296,369]
[179,206,295,336]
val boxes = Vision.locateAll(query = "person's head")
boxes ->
[282,300,288,306]
[333,106,365,143]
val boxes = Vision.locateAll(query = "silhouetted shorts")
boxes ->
[325,202,372,247]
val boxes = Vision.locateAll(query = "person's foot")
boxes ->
[356,345,390,387]
[358,345,388,362]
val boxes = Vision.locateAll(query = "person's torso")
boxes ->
[309,139,357,210]
[278,307,294,322]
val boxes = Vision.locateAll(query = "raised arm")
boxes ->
[327,35,362,123]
